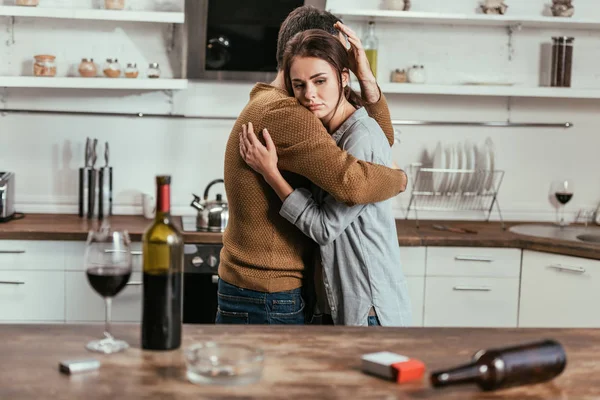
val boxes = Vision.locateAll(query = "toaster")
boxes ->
[0,172,16,222]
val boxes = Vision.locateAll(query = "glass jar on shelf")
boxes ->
[125,63,139,78]
[16,0,39,6]
[103,58,122,78]
[147,63,161,79]
[78,58,97,78]
[33,54,57,77]
[408,65,426,84]
[105,0,125,10]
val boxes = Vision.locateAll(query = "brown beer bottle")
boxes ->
[430,339,567,391]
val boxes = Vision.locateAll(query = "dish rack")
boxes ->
[405,164,506,229]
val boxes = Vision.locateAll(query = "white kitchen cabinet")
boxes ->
[424,247,521,327]
[64,241,143,272]
[399,246,426,277]
[65,271,142,323]
[424,276,519,327]
[519,250,600,328]
[406,277,424,327]
[0,240,65,271]
[426,247,521,278]
[399,247,426,327]
[0,270,65,322]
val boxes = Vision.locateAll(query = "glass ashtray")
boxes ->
[184,342,264,386]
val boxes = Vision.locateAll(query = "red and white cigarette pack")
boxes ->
[361,352,425,384]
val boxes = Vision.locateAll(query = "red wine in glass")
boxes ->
[87,266,131,298]
[555,192,573,205]
[551,180,573,227]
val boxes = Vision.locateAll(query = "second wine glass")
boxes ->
[552,180,574,227]
[84,227,132,354]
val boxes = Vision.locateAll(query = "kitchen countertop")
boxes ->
[0,324,598,399]
[0,214,597,260]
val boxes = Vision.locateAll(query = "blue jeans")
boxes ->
[368,315,381,326]
[215,279,305,325]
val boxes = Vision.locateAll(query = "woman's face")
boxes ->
[289,56,348,122]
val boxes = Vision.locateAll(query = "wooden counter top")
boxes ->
[0,214,221,243]
[0,324,598,399]
[0,214,597,260]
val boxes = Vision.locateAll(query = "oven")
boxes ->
[182,217,222,324]
[185,0,327,82]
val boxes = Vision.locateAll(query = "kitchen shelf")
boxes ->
[330,9,600,30]
[372,83,600,99]
[0,5,184,23]
[0,77,188,90]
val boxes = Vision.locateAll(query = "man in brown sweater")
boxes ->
[216,6,408,324]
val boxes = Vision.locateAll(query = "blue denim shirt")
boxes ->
[279,107,412,326]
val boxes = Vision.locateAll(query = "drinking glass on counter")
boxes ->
[552,179,574,227]
[84,225,132,354]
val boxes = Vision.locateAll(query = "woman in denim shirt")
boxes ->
[240,28,411,326]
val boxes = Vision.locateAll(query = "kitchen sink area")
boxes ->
[509,224,600,245]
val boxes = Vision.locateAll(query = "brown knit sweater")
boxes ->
[219,83,407,293]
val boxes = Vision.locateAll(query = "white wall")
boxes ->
[1,0,599,221]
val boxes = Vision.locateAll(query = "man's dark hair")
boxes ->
[276,6,341,70]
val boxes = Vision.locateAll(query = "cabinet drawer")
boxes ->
[519,250,600,328]
[65,242,143,272]
[406,277,424,327]
[400,247,426,277]
[0,270,65,321]
[426,247,521,278]
[0,240,65,271]
[65,271,142,322]
[424,277,519,327]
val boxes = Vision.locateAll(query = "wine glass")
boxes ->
[84,226,132,354]
[551,180,574,227]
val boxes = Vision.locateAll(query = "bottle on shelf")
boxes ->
[430,339,567,391]
[363,21,379,78]
[141,175,184,351]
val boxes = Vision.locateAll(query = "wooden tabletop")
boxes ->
[0,214,597,260]
[0,324,599,399]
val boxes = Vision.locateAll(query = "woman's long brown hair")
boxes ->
[282,29,363,111]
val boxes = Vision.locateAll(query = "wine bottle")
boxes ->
[430,339,567,391]
[141,175,184,351]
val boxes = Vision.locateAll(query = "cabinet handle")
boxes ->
[126,281,142,286]
[212,275,219,284]
[454,256,493,262]
[548,264,586,274]
[0,281,25,285]
[453,285,491,292]
[104,249,142,256]
[0,250,25,254]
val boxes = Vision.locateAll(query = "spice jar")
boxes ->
[408,65,426,84]
[391,69,407,83]
[125,63,139,78]
[33,55,57,77]
[78,58,97,78]
[551,36,574,88]
[103,58,121,78]
[16,0,39,6]
[147,62,161,79]
[105,0,125,10]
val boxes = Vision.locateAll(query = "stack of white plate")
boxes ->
[431,137,496,194]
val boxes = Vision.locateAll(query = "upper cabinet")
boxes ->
[0,0,187,91]
[328,0,600,100]
[329,9,600,30]
[0,5,184,23]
